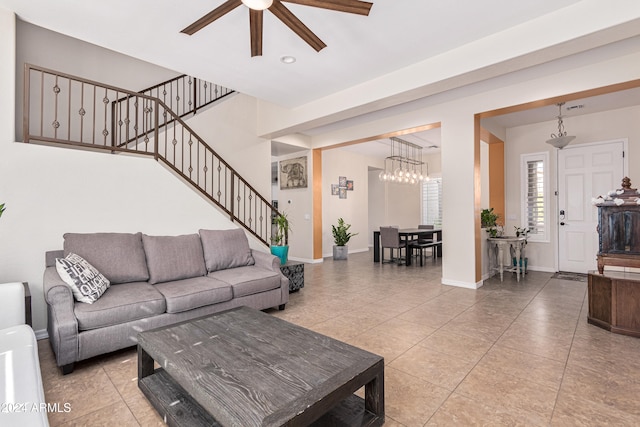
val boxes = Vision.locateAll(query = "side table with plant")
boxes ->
[481,208,502,238]
[271,212,291,265]
[331,218,358,260]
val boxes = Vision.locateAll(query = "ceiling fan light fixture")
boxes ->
[241,0,273,11]
[280,55,296,64]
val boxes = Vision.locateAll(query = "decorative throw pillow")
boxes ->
[199,228,255,272]
[56,253,110,304]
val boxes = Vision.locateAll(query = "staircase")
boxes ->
[23,63,277,247]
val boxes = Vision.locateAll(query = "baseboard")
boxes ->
[35,329,49,340]
[441,278,484,289]
[288,256,323,264]
[322,247,369,258]
[526,266,556,273]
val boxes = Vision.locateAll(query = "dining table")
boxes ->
[373,228,442,265]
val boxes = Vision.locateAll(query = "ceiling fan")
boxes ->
[181,0,373,57]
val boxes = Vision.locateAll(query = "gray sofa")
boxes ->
[43,229,289,374]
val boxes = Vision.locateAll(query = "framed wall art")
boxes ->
[280,156,307,189]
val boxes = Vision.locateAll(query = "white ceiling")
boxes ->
[1,0,582,108]
[3,0,639,160]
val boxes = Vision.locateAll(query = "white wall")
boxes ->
[15,20,180,141]
[272,151,314,262]
[504,105,640,272]
[322,149,371,257]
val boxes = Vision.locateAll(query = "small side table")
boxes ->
[280,262,304,292]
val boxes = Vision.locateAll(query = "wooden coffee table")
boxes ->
[137,306,384,426]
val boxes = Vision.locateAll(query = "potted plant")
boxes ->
[0,202,5,219]
[331,218,358,260]
[271,212,291,265]
[481,208,501,238]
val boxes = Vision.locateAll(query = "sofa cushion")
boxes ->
[199,228,254,272]
[74,282,166,330]
[142,234,207,284]
[153,277,233,313]
[56,253,110,304]
[64,232,149,284]
[208,266,281,298]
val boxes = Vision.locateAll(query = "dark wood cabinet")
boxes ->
[588,271,640,337]
[596,177,640,273]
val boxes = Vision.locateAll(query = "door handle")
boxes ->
[560,222,566,226]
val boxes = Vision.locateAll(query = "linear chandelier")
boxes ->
[378,137,429,185]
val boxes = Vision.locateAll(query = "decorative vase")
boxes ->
[512,257,528,273]
[333,245,348,260]
[270,245,289,265]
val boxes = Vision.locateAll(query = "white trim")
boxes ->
[526,265,557,273]
[35,329,48,340]
[288,256,323,264]
[321,247,369,258]
[441,278,484,289]
[520,151,550,243]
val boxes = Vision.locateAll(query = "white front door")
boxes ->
[558,141,625,273]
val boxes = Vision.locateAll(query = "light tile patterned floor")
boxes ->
[37,251,640,426]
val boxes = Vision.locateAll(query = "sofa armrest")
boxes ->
[0,325,50,426]
[251,249,280,271]
[43,266,79,367]
[251,250,289,307]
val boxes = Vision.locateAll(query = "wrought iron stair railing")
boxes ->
[23,64,277,247]
[113,74,234,147]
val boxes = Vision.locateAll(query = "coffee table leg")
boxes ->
[365,362,384,419]
[138,345,155,380]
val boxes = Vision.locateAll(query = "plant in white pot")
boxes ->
[270,212,291,265]
[331,218,358,260]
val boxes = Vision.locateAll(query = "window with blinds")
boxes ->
[521,152,549,242]
[421,178,442,226]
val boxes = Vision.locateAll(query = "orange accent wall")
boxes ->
[489,141,505,225]
[313,149,323,259]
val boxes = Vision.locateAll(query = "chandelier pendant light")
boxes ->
[378,137,428,185]
[545,102,576,149]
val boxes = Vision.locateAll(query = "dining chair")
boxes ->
[380,226,405,264]
[416,224,435,258]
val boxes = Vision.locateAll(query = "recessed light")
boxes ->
[280,56,296,64]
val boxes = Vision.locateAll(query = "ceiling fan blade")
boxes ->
[250,9,263,57]
[281,0,372,15]
[269,1,326,52]
[181,0,242,35]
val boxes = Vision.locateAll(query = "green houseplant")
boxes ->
[271,212,291,265]
[0,203,5,219]
[331,218,358,260]
[481,208,501,237]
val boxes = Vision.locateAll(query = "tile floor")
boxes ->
[37,251,640,426]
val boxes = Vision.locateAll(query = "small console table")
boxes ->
[588,271,640,337]
[280,261,304,292]
[487,236,526,282]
